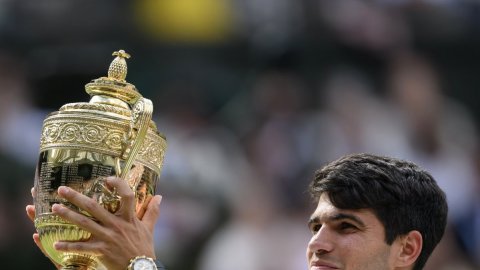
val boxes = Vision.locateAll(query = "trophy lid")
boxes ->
[85,50,142,106]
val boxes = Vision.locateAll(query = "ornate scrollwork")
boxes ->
[137,134,167,172]
[60,124,81,142]
[105,131,124,150]
[83,124,108,144]
[43,124,61,142]
[40,120,126,154]
[40,117,166,173]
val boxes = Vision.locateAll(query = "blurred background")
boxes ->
[1,0,480,269]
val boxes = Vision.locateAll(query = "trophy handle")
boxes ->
[119,97,153,179]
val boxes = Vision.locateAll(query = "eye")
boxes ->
[310,224,322,234]
[339,222,357,233]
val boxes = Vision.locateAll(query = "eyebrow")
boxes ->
[308,212,366,228]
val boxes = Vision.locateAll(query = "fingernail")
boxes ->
[158,195,163,205]
[52,204,64,213]
[54,242,63,250]
[33,233,40,243]
[58,186,69,196]
[31,187,35,197]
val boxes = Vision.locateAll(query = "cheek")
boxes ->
[337,234,364,252]
[342,239,392,268]
[332,236,369,259]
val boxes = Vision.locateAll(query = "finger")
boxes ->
[26,205,35,222]
[52,203,106,238]
[106,177,135,220]
[34,233,62,269]
[54,240,102,255]
[33,233,48,256]
[57,186,113,225]
[33,233,43,251]
[136,194,152,220]
[142,195,162,232]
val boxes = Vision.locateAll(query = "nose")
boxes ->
[307,226,335,255]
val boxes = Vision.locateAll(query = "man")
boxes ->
[28,153,447,270]
[307,153,448,270]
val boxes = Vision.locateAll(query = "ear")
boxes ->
[394,230,423,268]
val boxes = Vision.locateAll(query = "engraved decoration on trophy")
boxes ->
[34,50,167,270]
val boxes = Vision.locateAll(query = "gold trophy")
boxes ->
[33,50,167,270]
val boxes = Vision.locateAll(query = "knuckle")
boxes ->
[78,215,91,227]
[110,222,123,234]
[63,242,73,251]
[72,242,83,251]
[83,198,98,213]
[103,229,115,239]
[121,191,135,205]
[97,242,108,254]
[124,191,135,200]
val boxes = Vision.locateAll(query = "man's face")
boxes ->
[306,194,401,270]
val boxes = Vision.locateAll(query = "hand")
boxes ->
[27,177,163,270]
[52,176,162,270]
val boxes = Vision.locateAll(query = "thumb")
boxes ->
[142,195,162,232]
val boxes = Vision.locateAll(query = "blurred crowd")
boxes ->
[0,0,480,269]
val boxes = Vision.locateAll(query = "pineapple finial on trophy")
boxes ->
[108,50,131,81]
[86,49,141,105]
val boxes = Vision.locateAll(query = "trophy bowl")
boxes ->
[33,50,167,270]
